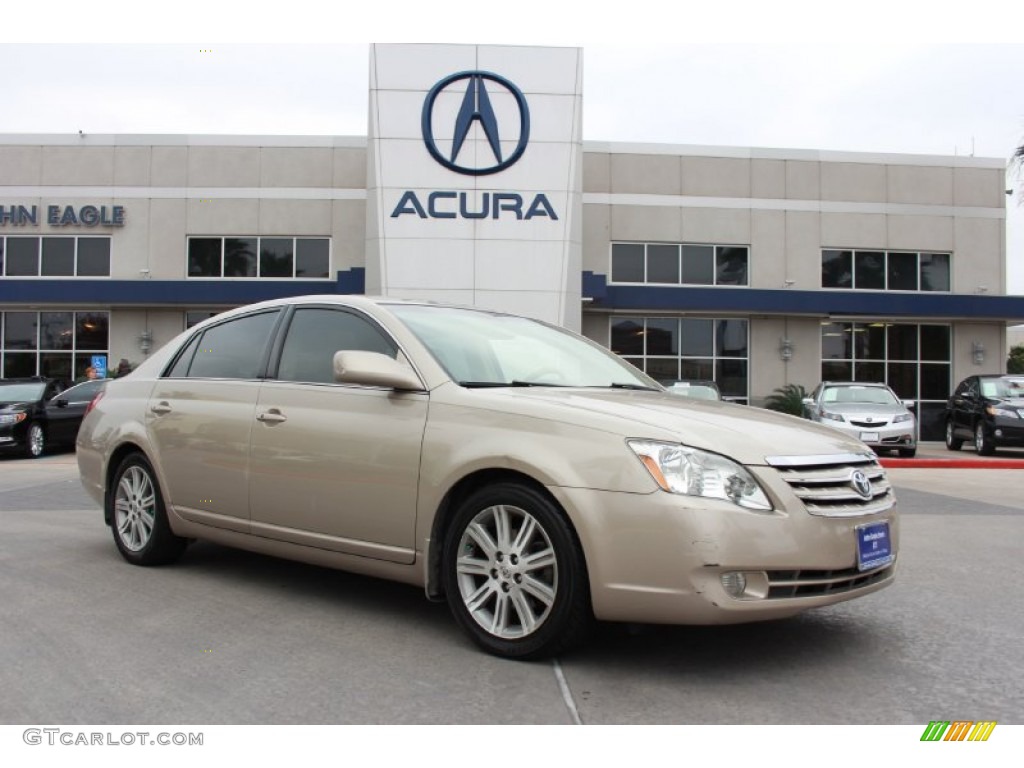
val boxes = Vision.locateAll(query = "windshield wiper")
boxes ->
[603,382,660,391]
[458,380,567,388]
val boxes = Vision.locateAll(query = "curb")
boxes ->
[879,457,1024,469]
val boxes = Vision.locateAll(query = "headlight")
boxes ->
[819,409,845,423]
[0,413,27,426]
[892,413,914,423]
[627,440,773,511]
[986,405,1020,419]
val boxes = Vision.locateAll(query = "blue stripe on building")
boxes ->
[582,272,1024,322]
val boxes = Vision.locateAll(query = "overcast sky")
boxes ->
[3,2,1023,293]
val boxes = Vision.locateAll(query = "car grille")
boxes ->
[764,452,894,517]
[849,419,888,427]
[765,563,895,599]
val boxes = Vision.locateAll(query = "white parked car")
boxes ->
[803,382,917,458]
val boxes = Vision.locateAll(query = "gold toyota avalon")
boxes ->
[77,296,898,659]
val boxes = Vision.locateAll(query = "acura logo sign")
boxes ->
[421,71,531,176]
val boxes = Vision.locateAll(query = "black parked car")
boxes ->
[0,377,106,458]
[945,374,1024,455]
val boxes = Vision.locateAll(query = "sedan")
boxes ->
[44,379,109,447]
[802,382,917,458]
[77,296,898,659]
[0,378,65,458]
[945,374,1024,455]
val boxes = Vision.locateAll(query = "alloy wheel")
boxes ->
[455,503,558,640]
[114,465,157,552]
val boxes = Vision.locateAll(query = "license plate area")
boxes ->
[860,431,880,442]
[857,521,893,571]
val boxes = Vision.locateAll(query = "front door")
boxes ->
[247,307,428,564]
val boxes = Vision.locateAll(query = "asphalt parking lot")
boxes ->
[1,445,1022,725]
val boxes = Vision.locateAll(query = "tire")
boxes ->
[945,420,963,451]
[108,453,187,566]
[974,422,995,456]
[898,447,917,458]
[24,422,45,458]
[442,482,592,660]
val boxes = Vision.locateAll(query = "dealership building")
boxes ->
[1,43,1022,439]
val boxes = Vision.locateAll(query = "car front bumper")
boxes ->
[548,483,898,626]
[821,420,916,451]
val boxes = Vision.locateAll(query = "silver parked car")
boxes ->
[803,382,917,458]
[77,297,898,659]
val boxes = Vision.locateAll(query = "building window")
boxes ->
[610,243,748,286]
[0,310,110,382]
[0,236,111,277]
[187,237,331,279]
[821,250,950,292]
[610,316,749,403]
[185,310,222,330]
[821,321,951,440]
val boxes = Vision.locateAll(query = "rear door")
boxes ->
[247,306,428,564]
[146,309,282,533]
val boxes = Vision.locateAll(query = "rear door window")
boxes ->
[182,311,280,380]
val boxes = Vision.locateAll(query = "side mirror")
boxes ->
[801,397,814,405]
[55,398,69,409]
[902,399,916,408]
[333,351,423,391]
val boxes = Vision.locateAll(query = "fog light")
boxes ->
[995,429,1004,438]
[721,572,747,598]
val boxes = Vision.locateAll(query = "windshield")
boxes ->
[981,378,1024,398]
[0,382,46,402]
[389,305,659,389]
[822,385,899,406]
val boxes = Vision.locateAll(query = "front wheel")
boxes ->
[109,453,187,566]
[945,420,962,451]
[974,422,995,456]
[442,483,592,660]
[24,423,45,458]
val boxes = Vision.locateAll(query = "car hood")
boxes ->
[987,397,1024,407]
[460,386,869,466]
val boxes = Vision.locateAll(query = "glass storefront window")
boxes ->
[611,316,748,402]
[0,236,110,276]
[820,322,950,440]
[0,311,110,384]
[610,242,748,287]
[822,249,951,293]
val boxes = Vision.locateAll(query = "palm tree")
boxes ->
[763,383,809,417]
[1014,142,1024,192]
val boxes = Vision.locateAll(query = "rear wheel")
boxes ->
[945,420,962,451]
[974,422,995,456]
[109,453,187,566]
[442,482,592,660]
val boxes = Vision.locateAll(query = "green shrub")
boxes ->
[764,384,809,417]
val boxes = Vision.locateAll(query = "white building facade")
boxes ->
[1,43,1021,440]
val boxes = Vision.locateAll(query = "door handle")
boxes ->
[150,401,172,415]
[256,409,287,424]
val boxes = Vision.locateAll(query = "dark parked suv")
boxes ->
[945,374,1024,455]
